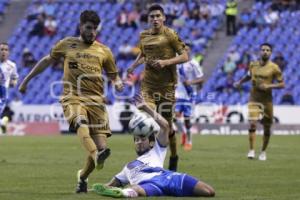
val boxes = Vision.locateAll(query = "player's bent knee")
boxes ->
[74,116,88,131]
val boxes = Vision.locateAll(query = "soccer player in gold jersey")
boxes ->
[235,43,285,161]
[127,4,189,171]
[19,10,123,193]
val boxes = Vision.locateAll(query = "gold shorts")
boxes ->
[141,84,175,124]
[248,101,273,125]
[62,101,111,136]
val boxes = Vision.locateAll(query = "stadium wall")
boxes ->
[8,103,300,135]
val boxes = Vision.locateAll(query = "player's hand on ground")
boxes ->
[18,82,27,93]
[134,94,146,109]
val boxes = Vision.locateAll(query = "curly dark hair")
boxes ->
[80,10,101,27]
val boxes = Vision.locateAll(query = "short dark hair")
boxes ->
[260,43,273,51]
[148,4,165,16]
[0,42,8,46]
[80,10,101,27]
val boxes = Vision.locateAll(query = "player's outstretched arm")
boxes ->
[107,73,124,92]
[185,77,204,86]
[234,74,251,88]
[19,55,55,93]
[152,50,189,69]
[127,52,145,76]
[135,95,169,146]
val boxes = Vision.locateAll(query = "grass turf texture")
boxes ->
[0,135,299,200]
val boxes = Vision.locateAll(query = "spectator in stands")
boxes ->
[190,28,207,47]
[225,73,235,93]
[189,4,201,20]
[238,51,251,69]
[139,10,148,29]
[44,15,57,36]
[28,14,45,37]
[225,0,238,35]
[119,104,133,133]
[254,10,266,29]
[200,1,211,20]
[273,51,287,71]
[22,48,36,68]
[173,0,186,18]
[44,0,55,17]
[209,0,225,23]
[264,8,279,28]
[27,2,45,21]
[271,0,297,12]
[117,8,129,27]
[223,57,237,74]
[118,41,136,60]
[172,8,188,28]
[227,47,240,64]
[280,90,294,105]
[239,8,253,28]
[164,2,177,26]
[128,7,140,29]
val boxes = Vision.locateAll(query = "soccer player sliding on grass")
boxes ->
[91,95,215,198]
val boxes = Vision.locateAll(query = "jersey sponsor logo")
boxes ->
[76,52,98,60]
[68,61,100,72]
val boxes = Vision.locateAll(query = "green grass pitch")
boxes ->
[0,134,299,200]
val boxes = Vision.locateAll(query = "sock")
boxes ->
[249,131,256,150]
[77,126,97,160]
[80,155,95,180]
[181,132,186,145]
[175,117,186,133]
[186,129,192,144]
[169,131,177,157]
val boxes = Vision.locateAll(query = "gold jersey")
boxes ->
[249,60,283,102]
[139,26,186,88]
[50,37,118,103]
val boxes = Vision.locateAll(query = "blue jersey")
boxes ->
[175,59,203,101]
[114,140,199,197]
[0,59,18,115]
